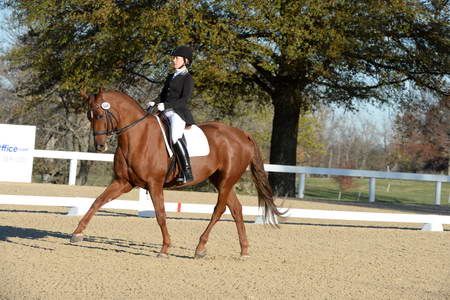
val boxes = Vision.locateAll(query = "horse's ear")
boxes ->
[99,88,104,94]
[80,90,90,101]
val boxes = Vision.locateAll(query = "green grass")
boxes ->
[303,177,450,206]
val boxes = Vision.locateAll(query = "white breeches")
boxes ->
[164,110,186,144]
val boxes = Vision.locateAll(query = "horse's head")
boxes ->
[82,88,116,152]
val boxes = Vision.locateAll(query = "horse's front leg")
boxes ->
[148,183,171,257]
[70,179,132,242]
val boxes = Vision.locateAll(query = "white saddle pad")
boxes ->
[156,116,210,157]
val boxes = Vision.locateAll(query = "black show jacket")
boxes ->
[157,72,195,125]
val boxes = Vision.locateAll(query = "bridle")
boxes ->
[88,103,151,137]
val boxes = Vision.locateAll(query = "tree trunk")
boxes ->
[76,117,95,185]
[268,93,301,197]
[448,147,450,176]
[327,148,333,178]
[444,145,450,176]
[336,144,341,167]
[77,159,92,185]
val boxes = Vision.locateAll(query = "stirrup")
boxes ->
[176,172,193,184]
[176,176,185,184]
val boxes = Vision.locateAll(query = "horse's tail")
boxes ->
[248,134,285,227]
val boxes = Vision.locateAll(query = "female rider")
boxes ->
[148,46,195,184]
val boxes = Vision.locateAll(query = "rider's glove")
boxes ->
[157,103,165,111]
[147,101,156,109]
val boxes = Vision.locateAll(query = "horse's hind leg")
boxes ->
[194,184,229,258]
[71,179,132,242]
[226,190,249,257]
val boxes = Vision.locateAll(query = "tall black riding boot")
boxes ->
[174,137,194,184]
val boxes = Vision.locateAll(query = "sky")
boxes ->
[0,9,13,50]
[335,104,395,140]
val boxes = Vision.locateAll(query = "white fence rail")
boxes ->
[33,150,450,205]
[0,149,449,231]
[1,192,449,231]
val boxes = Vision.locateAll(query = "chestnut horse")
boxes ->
[71,89,283,258]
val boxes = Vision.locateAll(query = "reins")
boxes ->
[89,104,152,137]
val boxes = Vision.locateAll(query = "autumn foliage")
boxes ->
[392,95,449,174]
[333,161,357,192]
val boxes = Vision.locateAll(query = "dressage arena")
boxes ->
[1,182,450,299]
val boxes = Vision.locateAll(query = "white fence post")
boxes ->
[369,177,376,203]
[435,181,442,205]
[69,159,78,185]
[297,173,305,199]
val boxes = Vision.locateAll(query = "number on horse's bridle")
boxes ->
[88,103,151,137]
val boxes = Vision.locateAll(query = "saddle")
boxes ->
[155,113,210,183]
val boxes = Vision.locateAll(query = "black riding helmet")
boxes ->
[172,46,193,66]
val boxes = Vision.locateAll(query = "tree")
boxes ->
[0,62,96,183]
[2,0,449,195]
[296,113,326,166]
[392,93,449,174]
[191,0,450,196]
[313,107,390,171]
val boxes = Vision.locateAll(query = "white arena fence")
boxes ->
[0,149,449,232]
[32,149,450,205]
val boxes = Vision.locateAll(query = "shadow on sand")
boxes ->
[0,224,195,259]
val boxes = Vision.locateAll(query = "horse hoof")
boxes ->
[70,234,84,243]
[194,250,207,259]
[240,255,251,260]
[156,253,169,259]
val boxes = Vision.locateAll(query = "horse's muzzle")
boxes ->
[95,144,107,152]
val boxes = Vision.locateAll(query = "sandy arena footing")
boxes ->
[1,183,449,299]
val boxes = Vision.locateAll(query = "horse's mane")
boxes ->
[105,90,145,113]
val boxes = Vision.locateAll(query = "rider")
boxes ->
[147,45,195,184]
